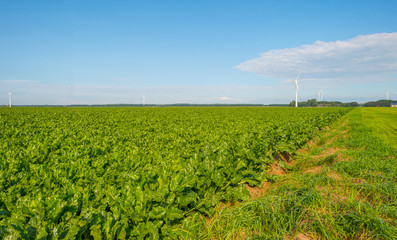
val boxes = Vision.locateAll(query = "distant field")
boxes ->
[0,107,350,239]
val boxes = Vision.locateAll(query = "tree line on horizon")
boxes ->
[288,99,396,107]
[2,100,395,107]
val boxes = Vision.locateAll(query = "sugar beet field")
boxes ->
[0,107,396,239]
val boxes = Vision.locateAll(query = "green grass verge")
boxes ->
[358,108,397,149]
[199,108,397,240]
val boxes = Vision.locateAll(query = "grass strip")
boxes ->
[201,108,397,239]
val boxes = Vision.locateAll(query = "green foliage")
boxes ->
[308,99,319,107]
[363,99,395,107]
[0,107,349,239]
[290,99,320,107]
[289,99,352,107]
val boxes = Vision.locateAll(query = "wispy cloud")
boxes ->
[0,80,37,83]
[236,32,397,82]
[217,96,242,102]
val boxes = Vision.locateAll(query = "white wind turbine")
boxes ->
[317,89,324,101]
[8,92,12,107]
[386,90,389,100]
[142,94,145,106]
[287,73,301,107]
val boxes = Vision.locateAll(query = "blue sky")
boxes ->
[1,0,397,105]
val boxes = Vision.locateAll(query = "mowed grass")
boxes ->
[359,108,397,149]
[200,108,397,239]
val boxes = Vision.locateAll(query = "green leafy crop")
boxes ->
[0,107,350,239]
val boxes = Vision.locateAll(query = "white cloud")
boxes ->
[236,32,397,81]
[217,96,242,102]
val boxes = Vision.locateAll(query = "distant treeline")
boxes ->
[3,100,395,108]
[288,99,396,107]
[361,99,396,107]
[70,103,265,107]
[0,103,264,107]
[289,99,358,107]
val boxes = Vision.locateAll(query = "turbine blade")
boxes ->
[295,72,301,82]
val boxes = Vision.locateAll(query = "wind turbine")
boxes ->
[318,89,324,101]
[142,94,145,106]
[8,92,12,107]
[386,90,389,100]
[288,73,301,107]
